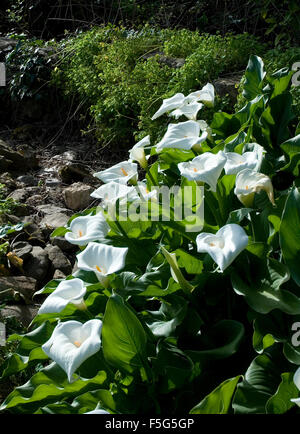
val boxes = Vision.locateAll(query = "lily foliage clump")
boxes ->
[1,55,300,414]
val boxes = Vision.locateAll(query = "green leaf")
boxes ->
[0,363,107,413]
[185,320,244,363]
[190,376,241,414]
[280,135,300,176]
[280,186,300,286]
[266,373,299,414]
[242,55,265,101]
[233,348,285,414]
[102,294,149,378]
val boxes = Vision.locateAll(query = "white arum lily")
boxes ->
[77,242,128,287]
[234,169,275,207]
[94,161,138,185]
[291,367,300,407]
[156,120,208,152]
[196,224,248,271]
[65,214,110,246]
[151,93,186,120]
[188,83,215,107]
[91,181,135,209]
[38,278,87,315]
[42,319,102,382]
[224,143,265,175]
[170,100,203,121]
[135,182,158,202]
[129,135,150,169]
[178,151,226,192]
[84,409,110,414]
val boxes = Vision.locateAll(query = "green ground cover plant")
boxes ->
[1,55,300,414]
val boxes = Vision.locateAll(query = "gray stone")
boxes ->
[51,236,76,252]
[17,175,38,186]
[37,204,71,230]
[0,276,37,300]
[11,241,32,259]
[0,305,39,327]
[63,182,94,210]
[7,188,28,202]
[213,74,243,104]
[45,245,72,275]
[23,246,50,281]
[53,269,67,280]
[0,139,37,170]
[45,178,61,187]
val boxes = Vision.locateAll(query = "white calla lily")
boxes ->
[135,182,158,202]
[169,101,203,121]
[77,242,128,286]
[129,135,150,169]
[94,161,138,185]
[196,224,248,271]
[156,120,208,152]
[224,143,265,175]
[187,83,215,107]
[91,181,135,209]
[38,278,87,315]
[178,151,226,191]
[84,409,110,414]
[291,367,300,407]
[151,93,186,120]
[42,319,102,382]
[234,169,275,207]
[65,214,110,246]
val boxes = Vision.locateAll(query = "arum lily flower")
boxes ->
[178,151,226,191]
[42,319,102,382]
[224,144,265,175]
[77,242,128,287]
[170,100,203,120]
[65,214,110,246]
[188,83,215,107]
[91,182,135,209]
[291,367,300,407]
[38,278,87,314]
[151,93,186,120]
[234,169,275,207]
[94,161,138,185]
[156,120,208,152]
[196,224,248,271]
[129,135,150,169]
[161,246,194,294]
[84,409,110,414]
[135,182,158,202]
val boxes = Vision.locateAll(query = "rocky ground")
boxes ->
[0,125,128,328]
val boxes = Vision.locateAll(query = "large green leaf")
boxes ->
[280,134,300,176]
[0,363,107,413]
[280,186,300,286]
[185,320,244,363]
[233,348,285,414]
[242,55,265,101]
[266,372,299,414]
[101,294,149,378]
[190,376,241,414]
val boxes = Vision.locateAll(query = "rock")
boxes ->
[59,163,93,184]
[0,276,37,300]
[53,269,67,280]
[0,305,39,327]
[0,172,17,190]
[0,139,37,170]
[11,241,32,260]
[45,178,61,187]
[0,155,12,171]
[213,74,243,104]
[23,246,50,281]
[37,204,71,230]
[45,245,72,275]
[26,194,44,207]
[51,236,76,252]
[63,182,94,210]
[7,188,29,202]
[17,175,38,186]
